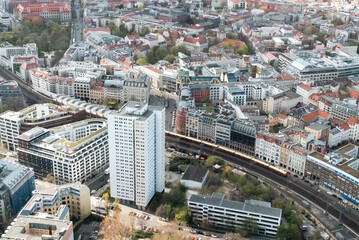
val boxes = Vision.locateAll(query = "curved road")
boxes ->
[165,135,359,236]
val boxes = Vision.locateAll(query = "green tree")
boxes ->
[332,18,344,26]
[202,47,209,53]
[174,207,191,225]
[205,156,227,168]
[139,27,150,37]
[226,32,238,40]
[136,58,147,65]
[163,54,175,63]
[205,105,214,113]
[276,225,288,240]
[155,47,168,60]
[165,204,172,219]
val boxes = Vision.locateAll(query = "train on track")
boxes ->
[165,131,287,178]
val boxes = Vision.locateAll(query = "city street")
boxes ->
[71,0,83,42]
[149,93,177,131]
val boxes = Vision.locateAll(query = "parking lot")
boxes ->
[74,219,100,240]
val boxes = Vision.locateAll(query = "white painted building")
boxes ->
[0,104,59,151]
[288,145,311,176]
[17,119,109,184]
[189,193,282,237]
[31,68,75,97]
[255,132,287,166]
[296,83,315,104]
[108,102,165,209]
[224,86,246,106]
[328,125,351,148]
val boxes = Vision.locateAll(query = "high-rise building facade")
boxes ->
[108,102,165,209]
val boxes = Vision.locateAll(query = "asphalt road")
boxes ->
[165,134,359,237]
[86,173,109,194]
[149,94,176,131]
[71,0,83,42]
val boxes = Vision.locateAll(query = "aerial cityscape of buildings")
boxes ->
[0,0,358,238]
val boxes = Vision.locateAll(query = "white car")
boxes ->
[211,234,218,238]
[91,190,96,194]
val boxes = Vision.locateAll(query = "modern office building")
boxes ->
[0,103,86,151]
[1,183,90,240]
[188,193,282,236]
[0,159,35,226]
[19,183,91,222]
[108,102,165,209]
[17,119,109,184]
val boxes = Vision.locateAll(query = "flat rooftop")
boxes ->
[181,166,208,183]
[189,193,282,218]
[310,144,359,180]
[1,215,72,240]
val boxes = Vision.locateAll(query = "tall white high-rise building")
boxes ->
[108,102,165,209]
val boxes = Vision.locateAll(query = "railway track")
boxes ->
[165,134,359,236]
[0,67,50,104]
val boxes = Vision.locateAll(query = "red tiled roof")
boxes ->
[222,38,245,48]
[84,27,111,34]
[297,82,313,92]
[347,118,358,125]
[183,35,207,44]
[278,113,288,119]
[302,110,329,122]
[340,123,350,131]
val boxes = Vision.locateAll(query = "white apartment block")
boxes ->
[241,83,268,100]
[296,83,315,104]
[31,68,75,96]
[288,145,311,176]
[224,86,246,106]
[17,119,109,184]
[255,132,287,166]
[0,43,38,58]
[0,104,57,151]
[328,125,351,148]
[209,85,224,101]
[189,193,282,237]
[108,102,165,209]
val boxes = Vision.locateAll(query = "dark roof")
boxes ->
[189,193,282,217]
[181,166,208,182]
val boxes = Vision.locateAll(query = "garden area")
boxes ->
[164,154,306,239]
[1,19,71,60]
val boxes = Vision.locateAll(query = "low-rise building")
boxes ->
[18,119,109,184]
[180,166,208,189]
[188,193,282,236]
